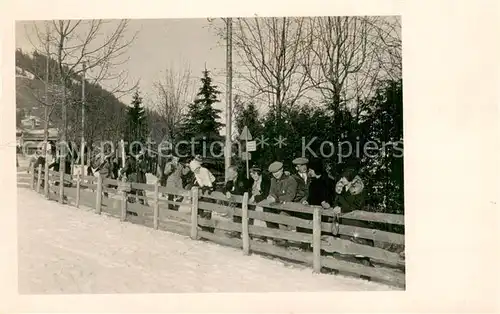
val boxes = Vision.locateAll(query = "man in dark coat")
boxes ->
[224,166,251,197]
[291,157,310,204]
[122,155,136,179]
[307,160,335,208]
[300,160,336,236]
[267,161,298,204]
[110,156,119,180]
[266,161,298,231]
[224,166,252,228]
[32,154,46,188]
[105,156,119,190]
[135,153,149,205]
[96,155,112,197]
[122,155,137,203]
[48,155,72,187]
[156,156,169,191]
[135,153,148,184]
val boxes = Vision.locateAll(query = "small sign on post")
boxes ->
[239,126,253,141]
[239,126,253,179]
[246,140,257,152]
[241,152,252,161]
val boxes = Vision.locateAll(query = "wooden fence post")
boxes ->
[30,164,35,190]
[75,172,81,208]
[242,192,250,255]
[95,175,102,214]
[312,206,322,273]
[36,164,42,193]
[43,162,49,198]
[153,179,159,230]
[190,187,199,240]
[58,168,64,203]
[120,178,127,222]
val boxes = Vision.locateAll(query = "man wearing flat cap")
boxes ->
[267,161,298,204]
[291,157,310,205]
[266,161,298,233]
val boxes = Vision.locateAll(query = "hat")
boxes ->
[292,157,309,165]
[249,166,261,173]
[268,161,283,173]
[189,159,202,172]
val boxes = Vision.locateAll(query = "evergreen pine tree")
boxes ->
[235,101,261,136]
[125,89,148,155]
[181,69,223,140]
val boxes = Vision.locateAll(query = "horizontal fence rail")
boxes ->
[21,164,406,288]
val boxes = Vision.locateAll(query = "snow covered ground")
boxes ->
[17,187,394,293]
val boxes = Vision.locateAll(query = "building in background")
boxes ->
[17,115,59,155]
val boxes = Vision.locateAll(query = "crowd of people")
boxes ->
[27,146,367,218]
[25,146,381,266]
[27,146,367,231]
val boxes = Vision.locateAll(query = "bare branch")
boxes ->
[227,17,312,119]
[151,64,195,141]
[300,16,401,110]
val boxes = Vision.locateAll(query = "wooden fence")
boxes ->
[27,164,405,288]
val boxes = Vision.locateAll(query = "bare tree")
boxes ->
[24,19,138,139]
[48,20,136,142]
[152,65,195,142]
[227,17,311,122]
[302,17,371,108]
[369,16,402,81]
[20,22,62,134]
[301,16,402,111]
[23,19,137,191]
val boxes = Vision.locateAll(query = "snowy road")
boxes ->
[17,187,393,293]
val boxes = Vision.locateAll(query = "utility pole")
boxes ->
[224,17,233,182]
[80,62,86,176]
[43,24,50,198]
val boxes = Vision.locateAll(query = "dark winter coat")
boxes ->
[33,156,46,170]
[181,166,195,189]
[122,157,136,182]
[307,175,335,207]
[110,161,119,179]
[250,174,271,203]
[97,159,111,178]
[268,173,298,203]
[292,173,309,203]
[49,158,71,175]
[135,158,148,184]
[223,175,252,196]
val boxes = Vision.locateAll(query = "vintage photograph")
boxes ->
[15,16,404,293]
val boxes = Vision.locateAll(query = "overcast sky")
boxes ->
[15,17,400,137]
[15,19,230,120]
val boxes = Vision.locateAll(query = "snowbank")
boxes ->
[17,188,394,293]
